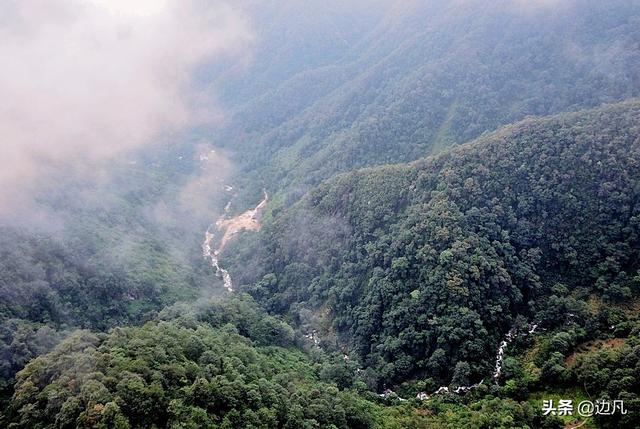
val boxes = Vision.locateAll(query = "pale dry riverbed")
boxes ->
[202,189,268,292]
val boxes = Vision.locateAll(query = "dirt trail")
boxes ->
[202,189,268,292]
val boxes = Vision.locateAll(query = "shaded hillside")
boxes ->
[2,296,565,429]
[218,0,640,206]
[226,100,640,389]
[0,142,224,404]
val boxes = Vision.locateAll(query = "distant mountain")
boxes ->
[217,0,640,205]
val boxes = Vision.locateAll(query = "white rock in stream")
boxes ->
[379,389,406,401]
[303,330,320,347]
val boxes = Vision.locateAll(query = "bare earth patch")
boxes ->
[565,338,627,368]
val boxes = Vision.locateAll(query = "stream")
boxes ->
[203,184,539,399]
[307,321,539,401]
[394,323,539,401]
[202,230,234,292]
[202,189,268,292]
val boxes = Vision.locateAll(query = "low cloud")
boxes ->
[505,0,570,13]
[0,0,252,217]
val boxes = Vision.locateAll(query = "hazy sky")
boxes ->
[0,0,252,216]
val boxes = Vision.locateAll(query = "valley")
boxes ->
[1,2,639,428]
[203,190,269,292]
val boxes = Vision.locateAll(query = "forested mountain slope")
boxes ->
[4,297,372,429]
[3,295,568,429]
[218,0,640,207]
[212,0,390,109]
[19,100,637,428]
[0,142,222,404]
[2,2,640,428]
[225,100,640,395]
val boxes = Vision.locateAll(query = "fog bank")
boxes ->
[0,0,252,217]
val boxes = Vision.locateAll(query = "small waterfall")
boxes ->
[414,322,539,400]
[303,329,320,347]
[492,323,538,383]
[493,328,516,383]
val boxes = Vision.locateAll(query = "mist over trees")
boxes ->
[1,1,640,428]
[215,0,640,206]
[232,101,640,387]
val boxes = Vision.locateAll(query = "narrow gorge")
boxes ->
[202,190,268,292]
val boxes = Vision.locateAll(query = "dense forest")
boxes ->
[230,100,640,385]
[2,1,640,428]
[2,295,570,429]
[0,142,223,406]
[5,101,638,429]
[217,0,640,209]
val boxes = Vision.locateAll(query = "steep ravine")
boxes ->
[203,185,537,399]
[381,323,540,401]
[202,189,268,292]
